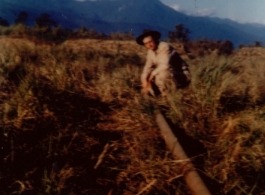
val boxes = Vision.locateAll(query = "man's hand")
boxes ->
[141,79,150,94]
[148,74,155,83]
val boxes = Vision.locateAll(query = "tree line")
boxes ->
[3,11,260,55]
[0,11,134,43]
[1,12,57,28]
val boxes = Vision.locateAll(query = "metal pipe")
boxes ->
[155,110,211,195]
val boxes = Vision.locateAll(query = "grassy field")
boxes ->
[1,36,265,195]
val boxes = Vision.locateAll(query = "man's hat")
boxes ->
[136,30,161,45]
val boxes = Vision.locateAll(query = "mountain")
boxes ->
[0,0,264,47]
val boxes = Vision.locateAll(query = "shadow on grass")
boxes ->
[1,84,124,195]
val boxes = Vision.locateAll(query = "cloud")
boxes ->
[193,8,217,17]
[169,4,191,15]
[171,4,180,11]
[169,4,216,17]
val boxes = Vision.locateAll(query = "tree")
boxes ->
[168,24,191,42]
[15,11,28,25]
[219,40,234,55]
[35,13,57,28]
[254,41,262,47]
[0,17,9,27]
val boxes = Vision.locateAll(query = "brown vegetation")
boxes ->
[1,35,265,195]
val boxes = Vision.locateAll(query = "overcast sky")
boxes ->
[160,0,265,25]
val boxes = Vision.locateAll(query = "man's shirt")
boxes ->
[141,41,189,82]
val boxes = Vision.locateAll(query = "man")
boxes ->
[136,30,191,96]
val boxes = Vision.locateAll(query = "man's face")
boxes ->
[143,36,157,50]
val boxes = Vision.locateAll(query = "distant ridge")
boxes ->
[1,0,264,46]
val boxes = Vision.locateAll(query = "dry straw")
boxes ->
[1,36,265,194]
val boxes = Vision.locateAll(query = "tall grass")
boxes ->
[1,36,265,194]
[0,37,187,195]
[163,53,265,194]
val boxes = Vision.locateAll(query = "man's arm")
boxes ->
[141,51,154,92]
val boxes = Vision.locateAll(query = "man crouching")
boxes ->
[136,30,191,97]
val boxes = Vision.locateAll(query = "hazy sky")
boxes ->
[160,0,265,25]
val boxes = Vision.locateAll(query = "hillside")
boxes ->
[1,0,265,46]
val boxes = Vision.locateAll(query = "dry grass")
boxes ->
[1,36,265,195]
[163,48,265,194]
[0,37,186,195]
